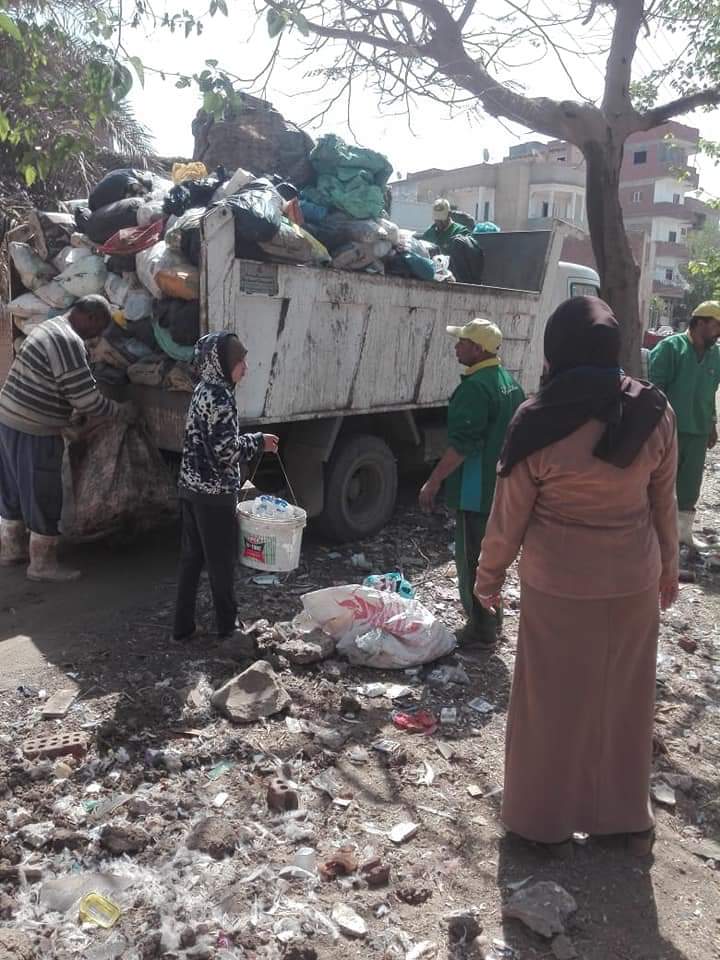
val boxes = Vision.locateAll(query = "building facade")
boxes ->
[390,122,718,327]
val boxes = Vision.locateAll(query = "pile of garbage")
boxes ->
[4,134,449,391]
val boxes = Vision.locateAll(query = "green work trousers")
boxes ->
[455,510,502,644]
[677,433,708,512]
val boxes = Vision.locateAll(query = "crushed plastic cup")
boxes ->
[78,892,122,928]
[294,847,316,871]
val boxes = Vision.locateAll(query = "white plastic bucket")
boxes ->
[237,500,307,572]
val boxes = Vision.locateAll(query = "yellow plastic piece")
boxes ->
[78,892,122,928]
[171,161,208,184]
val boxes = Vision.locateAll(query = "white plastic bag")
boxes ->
[34,280,76,310]
[301,585,456,669]
[104,273,131,307]
[53,244,91,273]
[212,166,253,202]
[8,241,56,291]
[137,199,166,227]
[165,207,204,251]
[56,255,107,298]
[124,288,154,322]
[136,241,187,298]
[8,292,53,319]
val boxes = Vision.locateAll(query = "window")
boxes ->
[570,282,601,298]
[633,150,647,165]
[668,230,677,243]
[673,193,681,204]
[681,227,688,237]
[483,201,491,221]
[632,190,642,203]
[665,268,674,282]
[541,201,549,218]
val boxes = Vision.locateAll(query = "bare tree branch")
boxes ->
[601,0,645,127]
[456,0,475,30]
[642,85,720,127]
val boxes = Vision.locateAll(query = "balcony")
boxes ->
[655,241,689,259]
[652,279,687,298]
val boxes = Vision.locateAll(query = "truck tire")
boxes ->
[318,434,398,542]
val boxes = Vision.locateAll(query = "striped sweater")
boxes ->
[0,316,118,436]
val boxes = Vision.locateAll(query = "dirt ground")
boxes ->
[0,458,719,960]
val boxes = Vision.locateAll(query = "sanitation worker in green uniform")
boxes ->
[649,301,720,550]
[419,319,525,647]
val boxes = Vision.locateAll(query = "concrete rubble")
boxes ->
[210,659,290,722]
[502,881,577,938]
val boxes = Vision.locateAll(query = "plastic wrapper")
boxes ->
[53,244,91,273]
[221,179,284,255]
[27,210,75,260]
[212,166,253,202]
[301,585,455,669]
[8,241,56,291]
[104,273,131,308]
[124,288,154,323]
[165,208,204,251]
[136,241,188,299]
[171,161,208,184]
[155,267,200,301]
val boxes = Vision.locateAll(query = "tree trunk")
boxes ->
[583,133,642,376]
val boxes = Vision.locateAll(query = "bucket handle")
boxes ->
[246,450,300,508]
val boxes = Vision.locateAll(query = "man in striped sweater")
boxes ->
[0,295,133,581]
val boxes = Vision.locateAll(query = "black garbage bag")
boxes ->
[105,253,138,274]
[448,235,485,285]
[180,226,202,267]
[75,206,92,233]
[163,167,228,217]
[84,198,144,245]
[153,298,200,347]
[218,179,284,258]
[89,169,154,212]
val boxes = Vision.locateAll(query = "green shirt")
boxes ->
[421,221,469,255]
[649,331,720,436]
[444,359,525,514]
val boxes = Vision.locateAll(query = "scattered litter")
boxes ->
[467,783,483,798]
[443,907,481,944]
[651,781,677,808]
[350,553,373,572]
[78,892,122,929]
[393,710,438,734]
[23,731,88,761]
[41,687,78,719]
[389,821,418,844]
[416,761,435,786]
[212,792,228,808]
[364,571,415,599]
[319,846,358,880]
[207,760,234,781]
[357,682,413,699]
[440,707,457,725]
[312,769,352,806]
[468,697,495,715]
[428,664,470,686]
[507,876,533,892]
[503,881,577,938]
[89,793,131,823]
[372,738,401,754]
[406,942,437,960]
[252,574,281,586]
[436,742,455,761]
[294,847,316,872]
[417,804,457,822]
[332,903,367,939]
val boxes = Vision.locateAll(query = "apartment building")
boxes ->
[390,123,718,326]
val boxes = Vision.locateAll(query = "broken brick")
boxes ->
[22,731,88,761]
[266,777,299,813]
[319,845,358,881]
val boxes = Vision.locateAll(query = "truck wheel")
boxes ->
[318,435,398,542]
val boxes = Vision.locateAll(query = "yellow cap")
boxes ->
[692,301,720,321]
[446,318,502,354]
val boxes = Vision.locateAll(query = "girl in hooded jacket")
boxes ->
[173,331,278,642]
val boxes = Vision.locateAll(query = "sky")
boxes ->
[127,1,720,200]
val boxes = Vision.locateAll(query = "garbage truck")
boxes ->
[2,218,599,541]
[120,218,599,540]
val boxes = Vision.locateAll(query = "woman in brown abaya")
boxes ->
[474,296,678,856]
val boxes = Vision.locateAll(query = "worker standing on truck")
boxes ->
[173,331,279,644]
[419,319,525,647]
[649,301,720,551]
[421,198,469,254]
[0,296,135,582]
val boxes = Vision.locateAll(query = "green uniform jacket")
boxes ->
[649,331,720,435]
[444,360,525,514]
[421,221,469,254]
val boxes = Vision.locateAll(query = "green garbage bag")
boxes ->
[304,134,393,220]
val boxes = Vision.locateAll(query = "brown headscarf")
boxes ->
[498,296,667,477]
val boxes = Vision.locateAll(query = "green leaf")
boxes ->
[23,164,37,187]
[206,59,219,68]
[129,55,145,87]
[267,7,287,37]
[0,11,22,42]
[292,11,310,36]
[216,0,228,15]
[0,110,9,142]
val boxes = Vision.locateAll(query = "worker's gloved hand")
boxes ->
[118,401,140,425]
